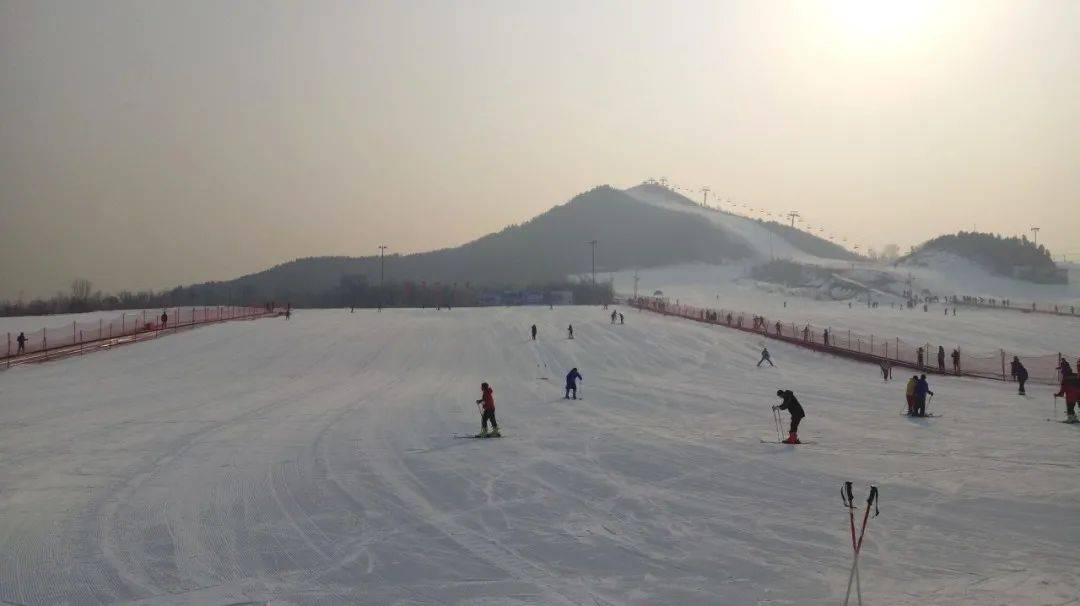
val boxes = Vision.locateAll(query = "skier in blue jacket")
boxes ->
[913,374,934,417]
[565,368,583,399]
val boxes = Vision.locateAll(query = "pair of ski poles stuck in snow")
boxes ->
[842,481,880,606]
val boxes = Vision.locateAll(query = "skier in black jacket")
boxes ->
[1011,357,1028,395]
[773,389,805,444]
[565,367,583,399]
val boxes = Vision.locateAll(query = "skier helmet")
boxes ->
[481,382,489,390]
[776,389,784,397]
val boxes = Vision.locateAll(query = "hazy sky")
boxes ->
[2,0,1078,299]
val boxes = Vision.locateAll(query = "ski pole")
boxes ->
[844,486,879,606]
[1053,395,1058,419]
[841,482,862,604]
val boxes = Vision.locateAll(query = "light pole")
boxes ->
[378,245,388,310]
[786,211,801,228]
[587,240,598,285]
[1030,227,1040,246]
[702,186,710,207]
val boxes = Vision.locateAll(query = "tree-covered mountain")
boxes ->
[902,231,1065,283]
[177,185,753,306]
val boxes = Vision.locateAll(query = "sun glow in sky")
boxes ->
[828,0,934,44]
[1,0,1078,298]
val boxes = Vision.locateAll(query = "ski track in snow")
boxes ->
[0,308,1078,605]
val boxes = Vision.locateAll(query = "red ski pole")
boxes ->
[844,486,879,606]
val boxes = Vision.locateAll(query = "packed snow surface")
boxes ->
[612,263,1080,355]
[1,308,1078,605]
[624,185,832,264]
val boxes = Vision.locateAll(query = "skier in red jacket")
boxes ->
[1055,371,1080,423]
[475,382,500,437]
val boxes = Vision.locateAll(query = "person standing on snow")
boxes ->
[565,367,583,399]
[914,374,934,417]
[757,347,774,367]
[880,360,891,381]
[1058,358,1073,381]
[531,324,537,341]
[160,310,169,330]
[1055,370,1080,423]
[16,331,27,354]
[619,313,624,325]
[475,382,500,437]
[773,389,805,444]
[567,324,574,340]
[1011,357,1028,395]
[937,346,946,371]
[951,348,961,373]
[611,310,617,324]
[905,375,918,415]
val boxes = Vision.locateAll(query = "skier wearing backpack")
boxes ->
[773,389,805,444]
[475,382,500,437]
[565,367,583,400]
[1056,371,1080,423]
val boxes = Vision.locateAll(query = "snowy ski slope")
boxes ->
[0,307,1077,605]
[624,185,833,265]
[611,263,1080,356]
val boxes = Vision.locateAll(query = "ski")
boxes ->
[1046,419,1078,424]
[901,413,942,418]
[760,439,815,444]
[456,433,504,439]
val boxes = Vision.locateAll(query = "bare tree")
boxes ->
[70,278,92,301]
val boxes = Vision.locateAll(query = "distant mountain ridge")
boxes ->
[176,183,872,305]
[185,185,754,305]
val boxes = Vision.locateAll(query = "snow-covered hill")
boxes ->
[1,307,1076,604]
[624,183,854,265]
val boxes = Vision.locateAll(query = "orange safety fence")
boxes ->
[3,306,275,362]
[630,297,1075,384]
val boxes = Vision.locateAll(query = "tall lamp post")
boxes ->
[1030,227,1040,247]
[587,240,597,285]
[378,245,388,310]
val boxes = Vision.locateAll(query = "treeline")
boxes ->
[0,278,614,317]
[756,220,862,261]
[0,279,231,317]
[911,232,1059,277]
